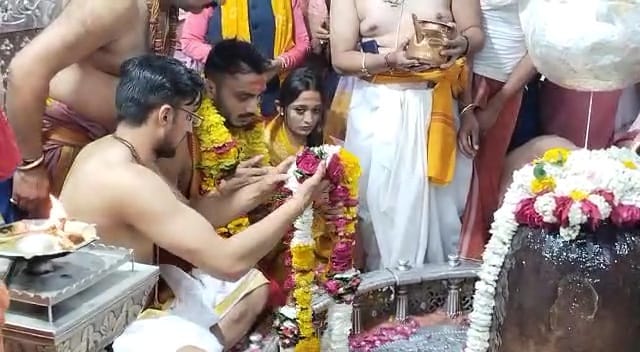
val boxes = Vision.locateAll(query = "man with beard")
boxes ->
[157,39,297,308]
[6,0,215,217]
[60,55,325,351]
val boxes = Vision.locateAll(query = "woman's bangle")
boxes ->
[460,103,478,116]
[16,154,45,171]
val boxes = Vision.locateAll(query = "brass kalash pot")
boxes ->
[405,14,454,66]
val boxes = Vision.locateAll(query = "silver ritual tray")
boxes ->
[6,243,133,307]
[4,262,159,352]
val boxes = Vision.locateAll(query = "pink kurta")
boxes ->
[180,0,310,69]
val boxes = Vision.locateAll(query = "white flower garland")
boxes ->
[278,144,356,351]
[464,147,640,352]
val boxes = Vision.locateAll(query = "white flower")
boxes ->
[465,146,640,352]
[534,193,557,223]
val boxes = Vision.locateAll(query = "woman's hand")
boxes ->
[440,23,470,69]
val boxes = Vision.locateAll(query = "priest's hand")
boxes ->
[294,162,328,207]
[217,155,268,196]
[458,111,480,158]
[440,23,469,69]
[12,163,51,217]
[266,156,295,175]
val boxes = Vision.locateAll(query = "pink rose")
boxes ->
[580,199,602,230]
[515,198,543,227]
[329,185,351,202]
[296,149,321,175]
[330,240,353,272]
[594,189,615,205]
[327,154,345,184]
[611,204,640,227]
[333,217,348,230]
[324,279,341,295]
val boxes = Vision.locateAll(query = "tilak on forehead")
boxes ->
[250,77,267,92]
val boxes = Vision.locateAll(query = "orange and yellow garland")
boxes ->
[194,97,269,236]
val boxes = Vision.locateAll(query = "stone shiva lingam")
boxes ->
[405,14,454,66]
[465,147,640,352]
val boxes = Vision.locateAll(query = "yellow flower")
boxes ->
[531,176,556,194]
[293,287,312,307]
[623,160,637,169]
[195,97,268,238]
[541,147,569,165]
[569,190,588,201]
[291,244,316,271]
[295,337,320,352]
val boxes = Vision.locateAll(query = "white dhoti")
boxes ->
[113,266,268,352]
[345,79,472,270]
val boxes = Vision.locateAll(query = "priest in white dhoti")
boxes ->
[329,0,484,269]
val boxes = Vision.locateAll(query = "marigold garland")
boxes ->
[274,145,361,351]
[194,97,268,237]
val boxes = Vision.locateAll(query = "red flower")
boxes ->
[514,198,543,227]
[611,204,640,227]
[296,148,321,175]
[553,196,573,227]
[327,154,345,184]
[594,189,615,205]
[329,185,351,202]
[580,200,602,230]
[324,279,341,295]
[330,240,353,273]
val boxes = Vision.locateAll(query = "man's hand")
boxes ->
[266,156,295,175]
[440,23,469,69]
[217,155,268,196]
[476,96,505,132]
[387,38,421,72]
[294,162,328,207]
[12,164,51,217]
[313,17,331,43]
[458,111,480,158]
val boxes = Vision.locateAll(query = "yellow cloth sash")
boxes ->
[220,0,295,58]
[264,115,302,165]
[369,59,467,185]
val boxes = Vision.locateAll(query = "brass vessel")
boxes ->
[405,14,454,66]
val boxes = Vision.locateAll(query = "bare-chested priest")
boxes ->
[6,0,214,217]
[329,0,484,269]
[59,55,325,351]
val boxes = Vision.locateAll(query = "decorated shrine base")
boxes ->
[354,311,469,352]
[371,325,466,352]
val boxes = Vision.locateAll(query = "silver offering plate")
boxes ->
[7,243,133,309]
[0,219,98,260]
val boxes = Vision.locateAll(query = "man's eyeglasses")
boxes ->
[177,107,204,128]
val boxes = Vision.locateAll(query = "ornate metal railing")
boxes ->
[0,0,63,108]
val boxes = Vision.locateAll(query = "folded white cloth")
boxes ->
[112,315,223,352]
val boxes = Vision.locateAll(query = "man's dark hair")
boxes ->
[203,39,269,80]
[116,55,204,126]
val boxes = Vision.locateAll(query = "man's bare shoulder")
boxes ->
[60,0,139,23]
